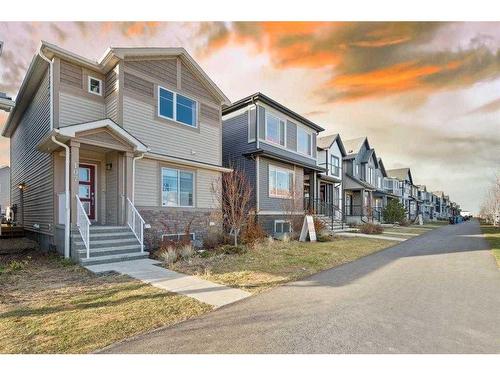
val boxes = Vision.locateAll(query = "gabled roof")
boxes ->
[360,148,379,168]
[3,41,230,137]
[386,167,413,184]
[316,133,347,156]
[343,137,370,157]
[417,185,427,191]
[377,158,388,177]
[222,92,324,132]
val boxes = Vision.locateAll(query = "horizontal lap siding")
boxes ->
[10,70,53,234]
[105,91,119,123]
[124,72,154,97]
[124,59,177,87]
[60,60,83,88]
[105,69,118,97]
[123,95,221,165]
[59,92,106,126]
[134,158,219,209]
[181,61,217,102]
[200,103,220,127]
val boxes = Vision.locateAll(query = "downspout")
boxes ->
[132,153,145,204]
[51,135,70,259]
[38,48,53,131]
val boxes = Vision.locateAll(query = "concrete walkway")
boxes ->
[85,258,251,308]
[102,220,500,354]
[383,231,419,236]
[335,231,406,241]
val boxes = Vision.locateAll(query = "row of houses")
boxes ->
[1,42,461,265]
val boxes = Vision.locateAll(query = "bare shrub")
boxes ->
[179,244,195,260]
[241,214,267,247]
[359,223,384,234]
[158,246,178,267]
[313,216,326,233]
[281,188,305,234]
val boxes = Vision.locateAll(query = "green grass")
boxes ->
[172,237,398,294]
[0,252,211,353]
[480,224,500,267]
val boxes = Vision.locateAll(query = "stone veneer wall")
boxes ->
[139,208,221,251]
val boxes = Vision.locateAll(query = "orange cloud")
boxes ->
[201,22,500,102]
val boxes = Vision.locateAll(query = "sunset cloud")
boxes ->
[200,22,500,102]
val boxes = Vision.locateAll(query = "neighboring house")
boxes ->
[0,166,10,214]
[386,167,419,221]
[222,92,324,237]
[432,191,444,220]
[315,133,346,224]
[342,137,380,224]
[2,41,231,264]
[0,92,15,112]
[373,157,399,222]
[417,185,434,221]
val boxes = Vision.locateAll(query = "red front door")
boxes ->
[78,164,96,220]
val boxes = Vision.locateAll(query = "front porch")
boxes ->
[37,119,149,262]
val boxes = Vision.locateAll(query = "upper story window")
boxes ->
[265,113,285,146]
[354,163,359,177]
[269,165,293,198]
[330,155,340,176]
[161,167,194,207]
[158,86,197,128]
[297,127,311,156]
[88,76,102,96]
[377,176,382,188]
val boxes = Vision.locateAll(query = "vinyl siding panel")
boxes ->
[105,152,118,225]
[286,120,297,152]
[0,167,10,212]
[258,105,265,139]
[124,72,154,97]
[105,68,118,97]
[122,95,221,165]
[10,70,54,235]
[196,169,220,209]
[60,60,83,88]
[258,157,303,211]
[59,91,106,126]
[105,91,119,123]
[258,142,318,169]
[180,61,217,103]
[200,103,220,127]
[124,59,177,87]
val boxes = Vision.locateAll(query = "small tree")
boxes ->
[480,174,500,226]
[280,188,305,235]
[383,199,406,223]
[212,165,253,246]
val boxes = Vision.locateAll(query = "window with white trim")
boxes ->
[269,165,293,198]
[265,113,285,146]
[158,86,197,127]
[161,167,194,207]
[274,220,291,234]
[297,127,311,155]
[330,155,340,176]
[88,76,102,96]
[354,163,359,176]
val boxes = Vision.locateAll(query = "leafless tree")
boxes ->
[480,173,500,226]
[280,188,305,236]
[212,164,253,246]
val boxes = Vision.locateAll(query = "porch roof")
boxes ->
[36,119,149,154]
[344,173,376,191]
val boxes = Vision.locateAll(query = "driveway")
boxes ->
[102,220,500,354]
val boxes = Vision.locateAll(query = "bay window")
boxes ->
[161,167,194,207]
[158,86,197,127]
[269,165,294,198]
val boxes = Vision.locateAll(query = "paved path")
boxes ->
[102,220,500,354]
[86,258,251,308]
[335,231,406,241]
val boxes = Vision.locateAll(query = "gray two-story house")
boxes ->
[222,93,324,236]
[2,41,231,265]
[386,168,419,221]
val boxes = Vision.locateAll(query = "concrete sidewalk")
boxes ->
[335,231,406,241]
[85,258,251,308]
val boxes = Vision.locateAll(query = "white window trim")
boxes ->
[330,155,340,177]
[274,220,292,233]
[297,126,312,156]
[264,112,286,147]
[88,76,102,96]
[248,105,256,143]
[268,164,294,199]
[161,167,195,208]
[157,86,198,128]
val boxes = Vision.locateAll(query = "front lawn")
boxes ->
[0,251,211,353]
[480,224,500,267]
[171,237,398,294]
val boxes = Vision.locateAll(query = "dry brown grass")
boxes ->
[0,252,211,353]
[172,237,397,294]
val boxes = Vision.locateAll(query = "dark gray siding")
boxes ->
[248,106,256,140]
[10,69,54,236]
[258,105,265,139]
[258,142,318,169]
[222,111,258,208]
[286,120,297,151]
[312,133,317,158]
[257,214,290,236]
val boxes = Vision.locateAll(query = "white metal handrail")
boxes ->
[126,198,145,253]
[76,195,91,259]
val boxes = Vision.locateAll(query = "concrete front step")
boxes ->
[73,238,140,249]
[76,245,143,258]
[79,251,150,266]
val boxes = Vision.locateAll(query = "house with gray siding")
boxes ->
[222,93,324,236]
[386,168,419,221]
[2,41,230,265]
[0,166,10,215]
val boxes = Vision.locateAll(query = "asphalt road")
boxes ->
[103,220,500,354]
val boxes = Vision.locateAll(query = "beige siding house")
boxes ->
[2,41,230,264]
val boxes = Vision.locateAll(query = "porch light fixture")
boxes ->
[17,182,26,191]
